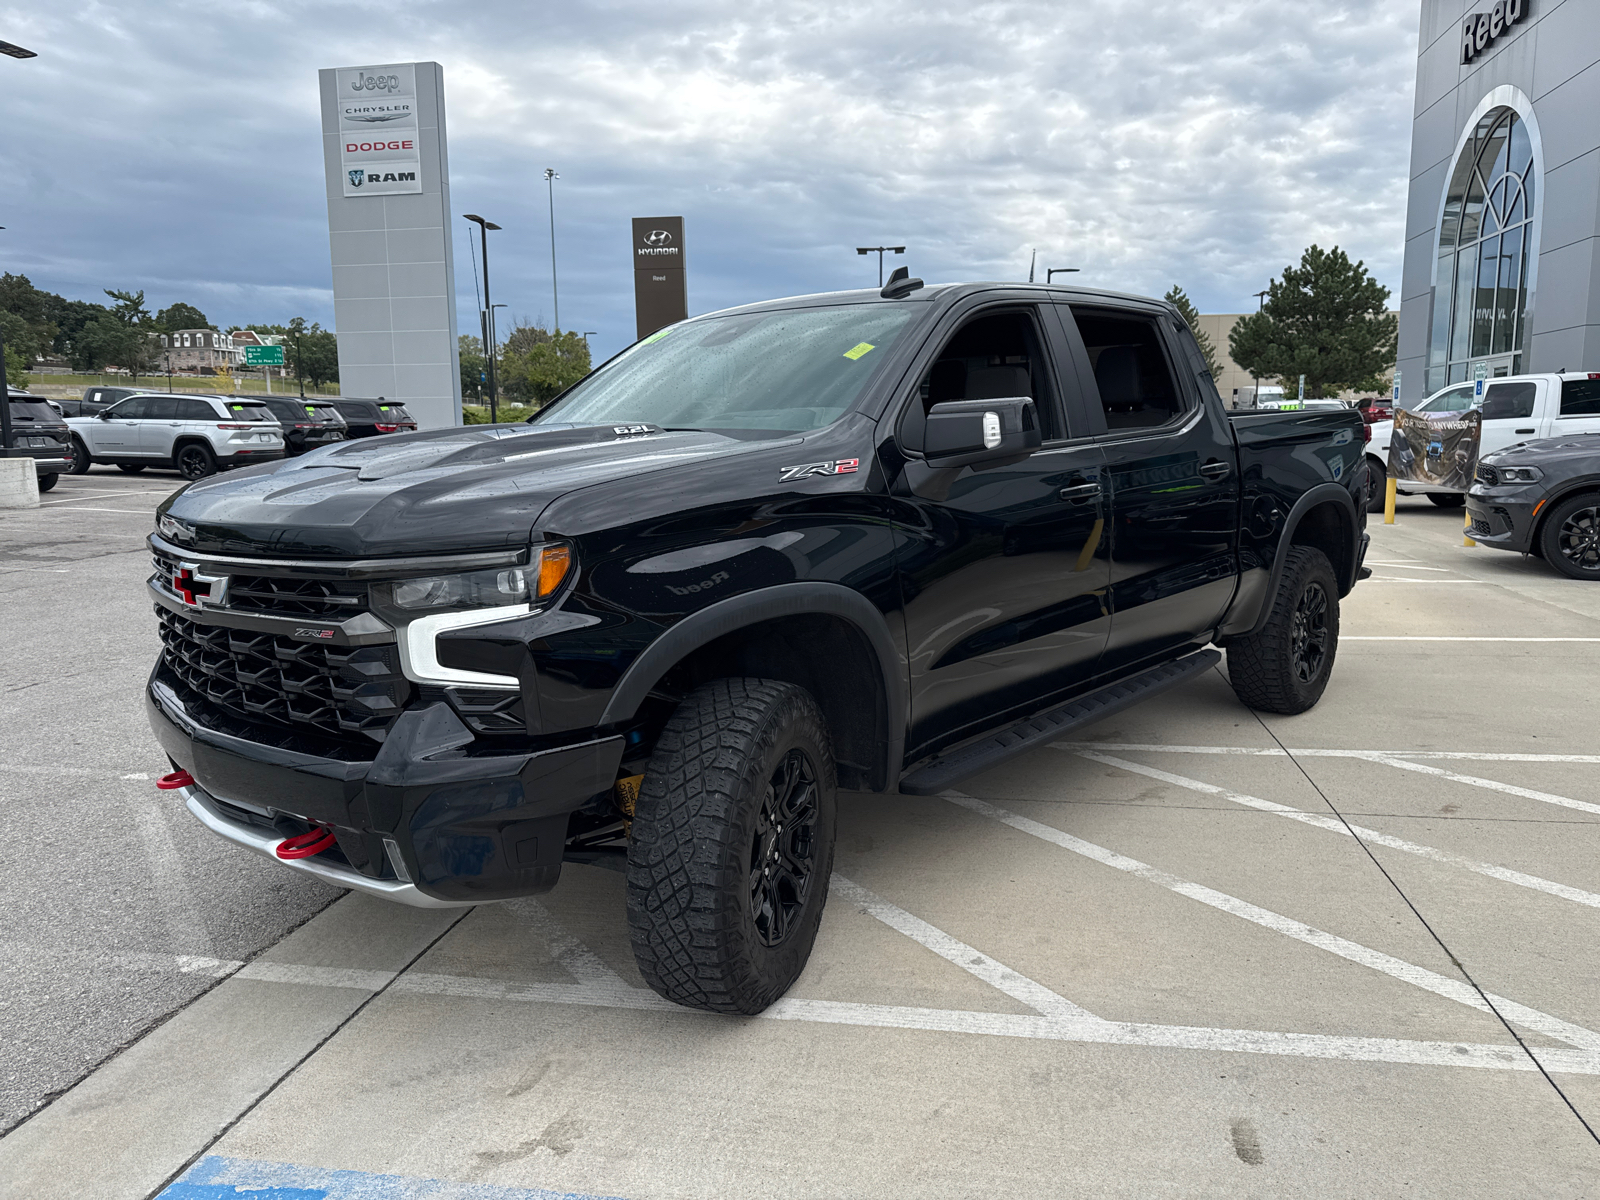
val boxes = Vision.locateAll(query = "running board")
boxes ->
[898,649,1222,796]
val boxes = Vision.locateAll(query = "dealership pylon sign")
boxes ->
[335,64,423,197]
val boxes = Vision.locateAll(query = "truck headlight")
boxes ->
[1497,466,1543,484]
[391,544,573,611]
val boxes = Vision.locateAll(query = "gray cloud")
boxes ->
[0,1,1418,362]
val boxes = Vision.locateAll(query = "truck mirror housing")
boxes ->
[923,397,1042,469]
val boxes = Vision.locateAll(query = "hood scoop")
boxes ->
[342,423,666,481]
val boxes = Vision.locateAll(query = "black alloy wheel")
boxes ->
[67,437,91,474]
[749,748,820,948]
[627,677,838,1014]
[1225,545,1340,714]
[1289,581,1330,684]
[176,442,217,480]
[1540,493,1600,581]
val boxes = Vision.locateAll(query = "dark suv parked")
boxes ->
[147,279,1368,1015]
[327,397,417,439]
[254,397,349,455]
[6,388,72,491]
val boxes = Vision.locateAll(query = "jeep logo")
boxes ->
[350,72,401,92]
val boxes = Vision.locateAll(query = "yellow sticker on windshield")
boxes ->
[843,342,875,361]
[641,328,671,345]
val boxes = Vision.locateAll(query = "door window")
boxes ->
[1479,382,1535,420]
[145,398,182,420]
[899,309,1065,448]
[1069,309,1187,431]
[1561,378,1600,417]
[1419,386,1475,412]
[177,398,218,421]
[107,398,154,419]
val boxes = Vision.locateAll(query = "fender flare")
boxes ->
[1237,482,1360,639]
[599,582,906,791]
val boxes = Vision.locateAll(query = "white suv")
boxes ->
[1365,372,1600,511]
[66,393,285,480]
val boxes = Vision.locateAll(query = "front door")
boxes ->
[1059,302,1241,674]
[892,299,1111,759]
[91,397,149,454]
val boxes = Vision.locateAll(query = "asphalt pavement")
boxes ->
[2,483,1598,1198]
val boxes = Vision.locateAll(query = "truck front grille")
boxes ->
[156,606,409,740]
[214,572,368,618]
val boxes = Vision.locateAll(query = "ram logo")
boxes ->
[778,458,859,483]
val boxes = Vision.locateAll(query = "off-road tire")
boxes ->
[37,473,58,493]
[1538,492,1600,581]
[627,678,837,1014]
[68,437,91,474]
[176,441,217,480]
[1226,546,1340,715]
[117,463,146,474]
[1427,492,1466,508]
[1365,458,1387,514]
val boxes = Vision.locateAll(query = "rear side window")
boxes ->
[336,402,373,419]
[1481,382,1536,420]
[177,399,218,420]
[1561,378,1600,417]
[1069,308,1186,430]
[225,402,274,422]
[146,398,182,420]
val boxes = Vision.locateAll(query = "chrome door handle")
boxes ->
[1059,483,1102,502]
[1199,461,1232,479]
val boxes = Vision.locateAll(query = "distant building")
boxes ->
[155,329,241,374]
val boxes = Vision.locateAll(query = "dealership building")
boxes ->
[1397,0,1600,403]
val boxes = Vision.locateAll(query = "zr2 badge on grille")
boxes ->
[778,458,859,483]
[294,627,336,640]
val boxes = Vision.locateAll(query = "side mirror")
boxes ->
[924,397,1042,469]
[96,409,112,419]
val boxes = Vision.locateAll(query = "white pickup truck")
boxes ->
[1367,372,1600,510]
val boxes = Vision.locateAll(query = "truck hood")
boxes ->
[156,422,784,559]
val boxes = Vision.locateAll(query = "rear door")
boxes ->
[1477,379,1544,456]
[1057,302,1241,674]
[1556,376,1600,437]
[138,396,184,457]
[894,295,1111,758]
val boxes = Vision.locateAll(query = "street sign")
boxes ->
[244,345,285,367]
[1472,360,1488,399]
[1392,370,1402,402]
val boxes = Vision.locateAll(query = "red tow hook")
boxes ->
[156,770,195,791]
[276,826,338,861]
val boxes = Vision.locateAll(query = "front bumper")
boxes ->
[1466,486,1542,553]
[147,672,624,904]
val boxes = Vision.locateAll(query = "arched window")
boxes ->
[1427,106,1537,393]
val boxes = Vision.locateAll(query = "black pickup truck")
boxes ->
[145,279,1367,1014]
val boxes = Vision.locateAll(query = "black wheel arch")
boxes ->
[600,582,905,793]
[1223,483,1360,642]
[1530,479,1600,549]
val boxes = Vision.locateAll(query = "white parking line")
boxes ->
[1058,742,1600,765]
[1078,752,1600,910]
[942,791,1600,1052]
[1343,637,1600,642]
[40,490,157,505]
[1369,756,1600,818]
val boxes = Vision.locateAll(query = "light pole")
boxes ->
[544,168,560,333]
[1046,268,1080,283]
[165,354,173,391]
[1251,289,1269,408]
[856,246,905,288]
[464,214,502,421]
[0,42,38,458]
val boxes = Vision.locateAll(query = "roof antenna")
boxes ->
[1028,249,1036,283]
[881,265,924,299]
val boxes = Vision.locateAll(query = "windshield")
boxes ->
[533,304,916,434]
[1418,388,1476,413]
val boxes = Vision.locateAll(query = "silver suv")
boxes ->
[66,394,285,480]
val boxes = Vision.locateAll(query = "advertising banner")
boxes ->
[336,64,422,197]
[1388,407,1481,490]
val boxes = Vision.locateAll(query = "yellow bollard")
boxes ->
[1464,509,1475,547]
[1383,476,1397,524]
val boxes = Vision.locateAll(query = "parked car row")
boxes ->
[5,386,73,491]
[53,388,418,479]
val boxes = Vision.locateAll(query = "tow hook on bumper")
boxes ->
[177,783,476,910]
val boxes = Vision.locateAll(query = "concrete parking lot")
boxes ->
[2,473,1598,1198]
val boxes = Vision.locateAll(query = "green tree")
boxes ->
[104,288,152,325]
[0,274,62,366]
[155,301,210,332]
[285,318,339,389]
[498,325,591,406]
[77,315,156,379]
[1228,245,1397,398]
[1,311,31,384]
[1164,285,1222,379]
[459,334,487,403]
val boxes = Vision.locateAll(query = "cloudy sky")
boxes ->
[0,1,1420,363]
